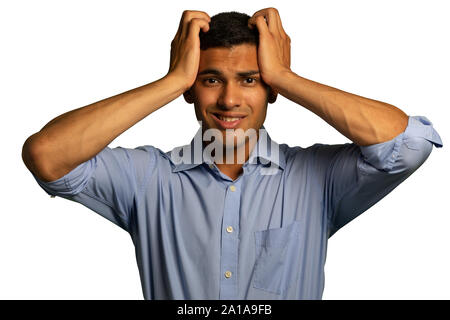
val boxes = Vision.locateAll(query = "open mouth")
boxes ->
[211,112,247,129]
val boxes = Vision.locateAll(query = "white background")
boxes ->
[1,0,449,299]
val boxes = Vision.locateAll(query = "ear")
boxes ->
[268,87,278,104]
[183,87,195,104]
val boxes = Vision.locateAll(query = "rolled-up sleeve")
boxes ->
[31,145,156,232]
[326,115,443,237]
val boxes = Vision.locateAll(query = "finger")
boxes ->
[181,12,211,38]
[187,18,210,40]
[272,9,290,39]
[249,15,270,36]
[182,10,211,23]
[271,8,284,34]
[265,8,280,34]
[248,12,266,30]
[178,10,211,39]
[248,8,278,34]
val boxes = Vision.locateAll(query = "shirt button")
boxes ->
[224,271,232,278]
[226,226,233,233]
[229,185,236,192]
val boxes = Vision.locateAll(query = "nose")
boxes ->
[217,82,241,109]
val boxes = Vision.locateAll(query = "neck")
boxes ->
[203,132,259,181]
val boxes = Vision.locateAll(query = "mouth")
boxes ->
[211,112,247,129]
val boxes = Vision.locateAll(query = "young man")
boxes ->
[22,8,442,299]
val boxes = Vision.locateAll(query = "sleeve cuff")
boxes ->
[359,115,443,171]
[404,115,443,148]
[32,156,97,197]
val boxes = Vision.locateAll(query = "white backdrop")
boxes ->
[1,0,448,299]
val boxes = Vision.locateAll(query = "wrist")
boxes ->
[269,69,297,93]
[164,72,192,93]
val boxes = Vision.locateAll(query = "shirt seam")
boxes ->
[121,148,140,196]
[326,144,363,233]
[63,177,74,193]
[137,146,158,196]
[122,148,148,232]
[327,171,361,234]
[79,188,129,230]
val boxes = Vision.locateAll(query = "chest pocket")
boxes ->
[253,220,302,295]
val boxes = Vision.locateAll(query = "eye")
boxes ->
[204,78,219,84]
[244,78,257,84]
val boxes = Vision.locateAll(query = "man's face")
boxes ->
[184,44,275,149]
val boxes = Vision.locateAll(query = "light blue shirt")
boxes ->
[32,115,442,299]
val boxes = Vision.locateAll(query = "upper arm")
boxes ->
[30,145,157,232]
[325,115,443,237]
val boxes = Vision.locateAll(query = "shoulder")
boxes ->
[104,145,176,180]
[280,141,359,172]
[280,142,340,161]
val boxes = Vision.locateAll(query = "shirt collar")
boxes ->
[169,125,286,173]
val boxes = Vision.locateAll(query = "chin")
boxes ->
[224,128,258,149]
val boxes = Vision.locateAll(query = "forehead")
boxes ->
[198,44,259,73]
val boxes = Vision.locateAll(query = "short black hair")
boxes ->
[199,11,259,50]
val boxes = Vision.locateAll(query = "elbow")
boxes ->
[399,136,434,173]
[22,134,58,182]
[22,134,42,171]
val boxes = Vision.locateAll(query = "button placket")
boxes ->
[219,180,242,299]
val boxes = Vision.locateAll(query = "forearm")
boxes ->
[23,74,186,181]
[273,71,409,146]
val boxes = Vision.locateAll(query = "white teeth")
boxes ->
[218,116,241,122]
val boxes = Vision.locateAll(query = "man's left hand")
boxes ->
[248,8,292,92]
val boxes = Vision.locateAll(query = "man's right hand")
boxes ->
[167,10,211,90]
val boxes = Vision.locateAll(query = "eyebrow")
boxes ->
[198,68,260,77]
